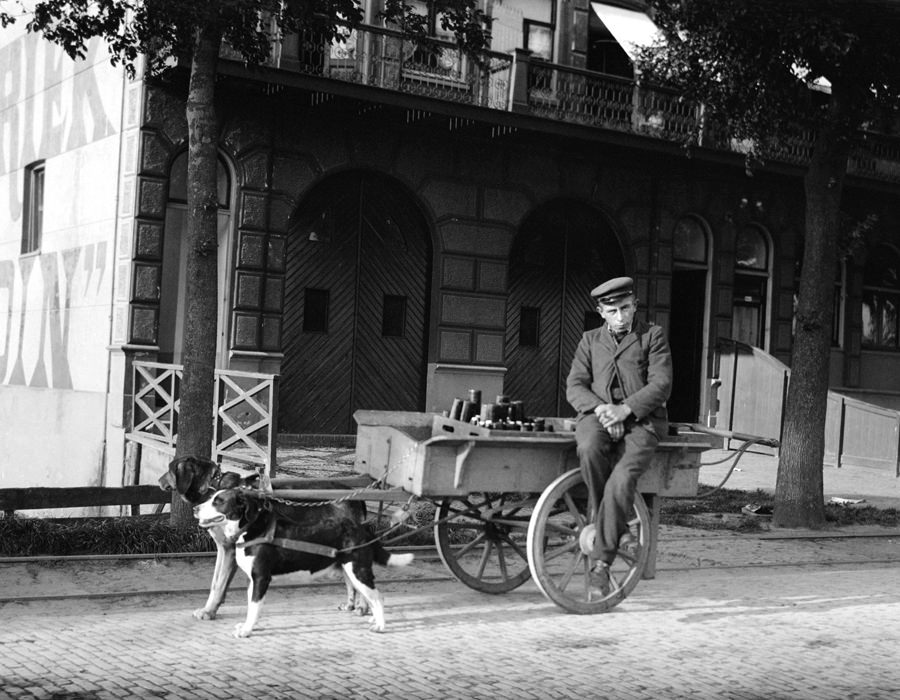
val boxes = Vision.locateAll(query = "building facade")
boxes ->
[3,0,900,491]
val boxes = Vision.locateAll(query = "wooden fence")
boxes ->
[0,486,170,518]
[712,338,900,476]
[126,361,279,473]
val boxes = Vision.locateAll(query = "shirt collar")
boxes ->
[608,324,632,341]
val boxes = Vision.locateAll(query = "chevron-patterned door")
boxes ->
[505,201,624,418]
[280,172,431,434]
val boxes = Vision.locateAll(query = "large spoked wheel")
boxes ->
[434,492,535,594]
[527,468,650,614]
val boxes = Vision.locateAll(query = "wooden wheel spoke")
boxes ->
[617,548,639,566]
[541,519,579,538]
[495,541,510,580]
[476,538,494,578]
[556,549,584,593]
[561,492,587,524]
[455,532,488,559]
[541,537,577,563]
[496,532,528,562]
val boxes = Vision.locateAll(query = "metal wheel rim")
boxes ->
[527,468,650,614]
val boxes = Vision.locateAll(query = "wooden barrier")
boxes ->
[0,486,171,518]
[127,361,279,477]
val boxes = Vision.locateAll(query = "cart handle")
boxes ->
[682,423,780,449]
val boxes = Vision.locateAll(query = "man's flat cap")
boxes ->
[591,276,634,303]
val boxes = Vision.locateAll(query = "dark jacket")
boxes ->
[566,319,673,436]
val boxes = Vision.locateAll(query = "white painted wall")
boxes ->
[0,24,131,491]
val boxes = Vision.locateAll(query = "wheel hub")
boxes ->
[578,523,597,557]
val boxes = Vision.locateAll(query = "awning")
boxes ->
[590,3,662,62]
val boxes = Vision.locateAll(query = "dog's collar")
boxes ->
[208,464,225,489]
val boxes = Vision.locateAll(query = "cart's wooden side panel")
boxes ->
[411,439,578,496]
[354,424,425,492]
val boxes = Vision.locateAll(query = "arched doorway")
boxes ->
[159,151,234,366]
[504,199,625,418]
[280,171,432,434]
[669,215,711,423]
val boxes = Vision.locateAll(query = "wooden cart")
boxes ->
[350,410,711,613]
[273,409,709,614]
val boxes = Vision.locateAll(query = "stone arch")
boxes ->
[279,169,434,434]
[157,149,237,366]
[504,198,626,418]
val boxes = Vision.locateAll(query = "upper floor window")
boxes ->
[733,224,770,349]
[524,20,553,61]
[673,216,708,267]
[862,244,900,350]
[22,161,45,255]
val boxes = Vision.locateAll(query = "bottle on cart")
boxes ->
[468,389,482,419]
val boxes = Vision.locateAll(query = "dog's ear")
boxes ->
[219,472,245,489]
[236,490,261,526]
[173,457,199,495]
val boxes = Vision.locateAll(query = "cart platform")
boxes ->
[354,410,708,499]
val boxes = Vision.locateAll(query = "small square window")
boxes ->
[382,295,407,337]
[525,22,553,61]
[22,161,45,254]
[303,288,329,333]
[519,306,541,347]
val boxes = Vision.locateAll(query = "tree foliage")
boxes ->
[9,0,490,525]
[640,0,900,150]
[3,0,492,75]
[638,0,900,528]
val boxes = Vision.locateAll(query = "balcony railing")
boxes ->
[224,23,900,184]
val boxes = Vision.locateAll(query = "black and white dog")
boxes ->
[195,487,413,637]
[158,456,374,621]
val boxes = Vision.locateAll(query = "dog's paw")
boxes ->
[233,623,253,638]
[193,608,216,621]
[368,621,385,633]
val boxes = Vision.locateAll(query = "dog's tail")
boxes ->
[373,542,414,568]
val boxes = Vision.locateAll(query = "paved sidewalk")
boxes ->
[2,561,899,699]
[697,447,900,509]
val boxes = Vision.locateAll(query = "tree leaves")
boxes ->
[21,0,491,77]
[641,0,900,151]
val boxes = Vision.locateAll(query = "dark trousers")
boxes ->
[575,414,659,564]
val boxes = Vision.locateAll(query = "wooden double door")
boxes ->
[504,200,625,418]
[280,172,431,434]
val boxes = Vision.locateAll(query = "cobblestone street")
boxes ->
[2,556,899,700]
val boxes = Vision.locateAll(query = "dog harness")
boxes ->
[232,513,339,558]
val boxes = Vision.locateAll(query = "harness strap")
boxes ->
[235,517,339,558]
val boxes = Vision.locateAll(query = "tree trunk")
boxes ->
[774,91,852,528]
[170,25,223,527]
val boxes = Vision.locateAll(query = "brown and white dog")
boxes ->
[158,456,372,621]
[195,487,413,637]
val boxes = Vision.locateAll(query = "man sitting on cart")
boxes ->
[566,276,673,592]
